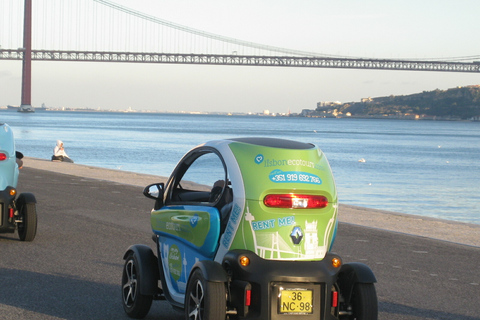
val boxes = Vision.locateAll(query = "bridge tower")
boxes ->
[19,0,34,113]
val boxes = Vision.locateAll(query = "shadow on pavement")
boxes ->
[380,301,480,320]
[0,268,180,320]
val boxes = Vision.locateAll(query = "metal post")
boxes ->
[20,0,34,112]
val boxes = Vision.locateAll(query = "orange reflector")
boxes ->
[332,258,341,268]
[239,256,250,267]
[264,194,328,209]
[9,189,16,196]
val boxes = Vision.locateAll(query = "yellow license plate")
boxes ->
[279,289,313,314]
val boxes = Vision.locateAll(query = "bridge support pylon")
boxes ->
[19,0,34,113]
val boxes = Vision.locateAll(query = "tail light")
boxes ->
[263,194,328,209]
[0,153,7,161]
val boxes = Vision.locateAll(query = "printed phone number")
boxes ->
[269,170,322,185]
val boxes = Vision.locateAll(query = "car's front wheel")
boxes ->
[185,268,226,320]
[122,252,153,319]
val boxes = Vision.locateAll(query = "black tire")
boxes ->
[17,202,37,242]
[351,283,378,320]
[185,268,226,320]
[122,252,153,319]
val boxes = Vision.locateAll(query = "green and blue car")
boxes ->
[122,137,377,320]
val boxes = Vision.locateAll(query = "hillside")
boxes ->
[314,85,480,120]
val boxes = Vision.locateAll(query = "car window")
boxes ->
[172,151,227,203]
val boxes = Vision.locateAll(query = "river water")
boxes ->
[2,110,479,224]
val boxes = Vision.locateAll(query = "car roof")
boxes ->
[228,137,315,150]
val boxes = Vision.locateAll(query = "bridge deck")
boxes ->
[2,49,479,72]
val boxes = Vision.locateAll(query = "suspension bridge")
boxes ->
[1,0,479,111]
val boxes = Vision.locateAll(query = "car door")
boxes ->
[151,148,228,298]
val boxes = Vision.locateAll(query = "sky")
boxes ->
[1,0,480,114]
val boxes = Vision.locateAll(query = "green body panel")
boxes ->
[151,207,215,249]
[227,142,338,260]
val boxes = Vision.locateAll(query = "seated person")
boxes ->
[51,140,74,163]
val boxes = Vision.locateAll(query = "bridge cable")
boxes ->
[93,0,343,58]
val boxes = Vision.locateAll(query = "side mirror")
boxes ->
[144,183,165,210]
[143,183,165,200]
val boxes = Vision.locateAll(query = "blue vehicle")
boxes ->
[122,137,377,320]
[0,123,37,241]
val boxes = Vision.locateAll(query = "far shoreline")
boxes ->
[2,107,479,122]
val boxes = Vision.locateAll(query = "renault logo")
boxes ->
[290,226,303,245]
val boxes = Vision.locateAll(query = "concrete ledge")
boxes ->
[339,204,479,247]
[22,157,165,187]
[22,157,480,247]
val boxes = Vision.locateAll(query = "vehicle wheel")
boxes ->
[122,252,153,319]
[351,283,378,320]
[17,201,37,242]
[185,268,226,320]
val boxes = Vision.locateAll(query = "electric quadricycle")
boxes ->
[122,137,377,320]
[0,123,37,241]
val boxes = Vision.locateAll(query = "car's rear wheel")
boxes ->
[185,268,226,320]
[17,195,37,242]
[351,283,378,320]
[122,252,153,319]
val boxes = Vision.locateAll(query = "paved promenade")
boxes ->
[0,157,478,320]
[25,157,480,247]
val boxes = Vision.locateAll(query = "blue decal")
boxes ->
[255,154,264,164]
[278,216,295,227]
[252,219,275,231]
[230,204,242,224]
[190,214,199,227]
[269,170,322,185]
[221,204,242,248]
[222,225,235,248]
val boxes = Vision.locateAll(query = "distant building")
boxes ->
[316,101,342,108]
[301,109,315,116]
